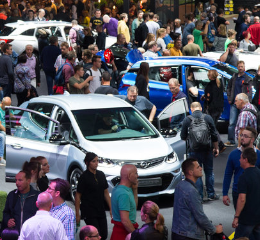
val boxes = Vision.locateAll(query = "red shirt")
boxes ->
[248,23,260,45]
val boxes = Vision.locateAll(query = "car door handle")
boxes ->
[11,144,23,149]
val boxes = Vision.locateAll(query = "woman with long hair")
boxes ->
[143,33,155,51]
[239,31,256,51]
[75,152,111,240]
[22,161,41,191]
[156,28,167,54]
[135,62,149,99]
[126,200,168,240]
[213,24,227,51]
[203,70,225,152]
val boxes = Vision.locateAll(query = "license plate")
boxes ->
[138,177,162,187]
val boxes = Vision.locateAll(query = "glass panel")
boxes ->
[0,27,16,36]
[149,66,180,82]
[155,0,174,25]
[21,29,35,36]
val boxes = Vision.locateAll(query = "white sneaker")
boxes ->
[0,158,6,166]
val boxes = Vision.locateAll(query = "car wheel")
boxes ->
[69,167,83,202]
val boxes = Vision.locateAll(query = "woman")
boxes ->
[82,27,94,49]
[203,70,225,152]
[14,54,31,106]
[213,24,227,51]
[22,161,41,191]
[239,31,256,51]
[75,152,111,240]
[135,62,149,99]
[30,156,50,192]
[224,29,236,50]
[142,33,155,51]
[194,2,203,20]
[156,28,167,54]
[163,25,173,47]
[252,65,260,111]
[126,201,168,240]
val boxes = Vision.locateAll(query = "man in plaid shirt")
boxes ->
[235,93,257,146]
[47,178,76,240]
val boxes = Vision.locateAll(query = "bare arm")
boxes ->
[104,189,112,218]
[219,48,229,62]
[201,21,210,35]
[199,49,204,57]
[189,87,198,96]
[149,105,157,122]
[0,121,5,132]
[232,193,246,228]
[75,192,81,224]
[72,77,92,90]
[120,210,135,233]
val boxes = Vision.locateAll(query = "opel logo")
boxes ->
[140,161,148,169]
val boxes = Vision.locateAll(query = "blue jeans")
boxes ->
[0,131,6,158]
[189,151,215,199]
[44,71,55,95]
[234,223,260,239]
[228,104,240,144]
[1,82,12,98]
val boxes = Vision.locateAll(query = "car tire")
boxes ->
[69,167,83,202]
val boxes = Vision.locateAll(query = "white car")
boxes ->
[204,50,260,75]
[0,20,116,56]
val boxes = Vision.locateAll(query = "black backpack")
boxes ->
[73,28,84,46]
[242,106,260,133]
[135,23,148,45]
[187,114,211,151]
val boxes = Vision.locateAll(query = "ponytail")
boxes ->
[154,213,165,233]
[216,77,221,88]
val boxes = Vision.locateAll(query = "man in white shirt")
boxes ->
[146,12,160,38]
[174,19,183,39]
[143,41,158,58]
[19,192,68,240]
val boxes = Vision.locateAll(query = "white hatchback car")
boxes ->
[0,20,116,56]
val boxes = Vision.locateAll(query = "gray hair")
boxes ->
[127,85,138,93]
[67,51,76,60]
[168,78,179,85]
[39,9,45,13]
[72,20,78,25]
[236,93,249,103]
[25,44,33,49]
[187,34,194,42]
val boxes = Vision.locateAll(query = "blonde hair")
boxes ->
[156,28,166,39]
[145,33,155,45]
[218,24,227,36]
[208,70,221,88]
[227,29,237,38]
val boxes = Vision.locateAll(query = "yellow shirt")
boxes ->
[118,20,130,43]
[170,47,183,56]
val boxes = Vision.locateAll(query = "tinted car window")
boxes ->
[187,67,210,90]
[149,66,180,82]
[0,27,16,36]
[20,28,35,36]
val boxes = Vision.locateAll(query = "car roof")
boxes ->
[5,20,72,28]
[131,56,220,68]
[28,94,130,110]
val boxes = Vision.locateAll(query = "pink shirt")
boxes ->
[25,55,36,79]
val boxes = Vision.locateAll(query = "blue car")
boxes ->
[119,56,254,122]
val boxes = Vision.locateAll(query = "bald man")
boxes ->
[79,225,101,240]
[19,192,68,240]
[110,164,139,240]
[0,97,11,166]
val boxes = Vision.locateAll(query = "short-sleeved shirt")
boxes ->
[216,16,226,27]
[77,170,108,218]
[238,167,260,225]
[87,68,102,93]
[95,85,119,95]
[69,76,86,94]
[182,43,201,56]
[186,79,198,103]
[224,53,238,67]
[193,29,203,51]
[224,38,232,50]
[111,185,136,223]
[90,16,103,29]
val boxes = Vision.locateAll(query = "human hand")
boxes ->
[26,91,30,98]
[223,195,230,206]
[215,224,223,233]
[213,148,219,157]
[87,76,93,82]
[211,30,215,35]
[206,20,210,25]
[111,125,118,131]
[7,218,15,228]
[232,218,239,228]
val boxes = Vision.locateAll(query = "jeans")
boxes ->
[228,104,240,144]
[44,71,55,95]
[171,232,196,240]
[189,151,215,199]
[234,223,260,240]
[0,131,6,158]
[209,110,223,145]
[1,82,12,98]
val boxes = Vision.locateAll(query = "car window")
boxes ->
[21,28,35,36]
[149,66,181,83]
[64,26,71,36]
[0,27,16,36]
[187,67,210,90]
[53,27,62,37]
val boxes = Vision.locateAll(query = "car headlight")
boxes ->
[165,152,177,164]
[98,157,115,168]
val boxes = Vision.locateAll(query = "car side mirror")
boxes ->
[49,134,70,145]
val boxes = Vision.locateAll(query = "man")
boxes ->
[110,164,139,240]
[0,43,14,98]
[0,97,11,166]
[182,35,203,56]
[131,10,143,41]
[79,225,101,240]
[19,192,68,240]
[24,9,35,21]
[174,18,182,39]
[153,14,162,28]
[80,49,93,74]
[248,16,260,46]
[69,20,80,52]
[193,20,210,52]
[118,13,130,45]
[234,93,257,145]
[46,178,76,240]
[2,171,39,233]
[223,127,260,209]
[172,158,223,240]
[117,86,157,122]
[182,13,195,46]
[225,61,252,146]
[113,34,127,48]
[220,42,238,67]
[95,71,119,95]
[170,39,183,56]
[143,41,158,58]
[54,42,70,71]
[168,78,187,102]
[103,14,118,37]
[181,102,219,200]
[135,13,149,47]
[62,51,76,92]
[90,9,103,30]
[24,44,40,88]
[54,6,71,22]
[146,12,160,37]
[215,8,230,28]
[232,148,260,239]
[238,14,250,41]
[88,44,99,56]
[35,8,46,21]
[234,6,246,41]
[40,36,61,95]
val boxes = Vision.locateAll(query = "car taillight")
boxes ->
[0,39,13,43]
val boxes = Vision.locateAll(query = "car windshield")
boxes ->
[212,63,238,75]
[72,107,158,141]
[0,27,16,36]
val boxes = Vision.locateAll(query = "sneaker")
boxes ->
[224,141,235,147]
[208,194,220,201]
[219,146,226,154]
[0,158,6,166]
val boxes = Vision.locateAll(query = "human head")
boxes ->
[242,31,251,40]
[187,34,194,43]
[254,16,260,23]
[30,156,50,175]
[174,39,182,49]
[156,28,166,39]
[92,55,102,68]
[120,13,128,22]
[71,19,78,26]
[240,127,257,148]
[243,14,250,23]
[95,9,101,18]
[1,228,19,240]
[17,54,27,64]
[120,164,138,187]
[49,36,58,45]
[82,49,92,62]
[190,102,202,112]
[28,10,34,19]
[153,14,159,22]
[79,225,101,240]
[60,42,69,56]
[103,14,110,23]
[145,33,155,44]
[181,158,202,179]
[137,10,143,20]
[227,29,237,39]
[83,152,98,170]
[88,44,99,55]
[143,13,149,22]
[15,171,31,194]
[196,2,203,10]
[227,42,237,54]
[168,78,180,95]
[174,18,181,28]
[184,13,194,22]
[240,147,257,168]
[1,97,12,109]
[235,93,249,110]
[47,178,70,201]
[195,20,203,30]
[147,41,157,52]
[200,12,207,20]
[36,192,53,211]
[2,43,12,55]
[137,62,149,83]
[66,51,76,63]
[22,161,41,180]
[127,85,138,102]
[38,8,45,18]
[217,8,224,15]
[74,65,84,78]
[101,71,111,83]
[218,24,227,36]
[83,27,92,36]
[207,70,218,81]
[149,12,154,20]
[116,34,126,45]
[25,44,33,57]
[237,60,245,74]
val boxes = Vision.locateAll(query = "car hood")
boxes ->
[81,136,171,160]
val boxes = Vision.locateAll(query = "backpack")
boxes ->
[187,114,211,151]
[73,28,84,46]
[53,63,73,94]
[243,107,260,133]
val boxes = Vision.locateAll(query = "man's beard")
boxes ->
[241,141,250,148]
